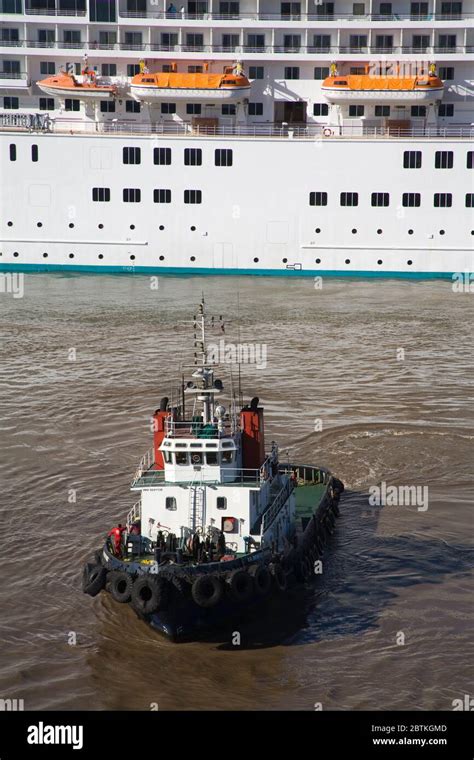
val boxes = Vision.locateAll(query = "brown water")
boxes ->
[0,274,472,711]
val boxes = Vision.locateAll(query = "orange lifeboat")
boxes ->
[322,69,444,104]
[130,64,251,102]
[37,70,117,100]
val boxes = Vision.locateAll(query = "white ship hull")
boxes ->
[130,85,251,102]
[1,131,472,278]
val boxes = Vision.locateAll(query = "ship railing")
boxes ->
[24,7,87,15]
[164,418,234,438]
[278,463,332,486]
[116,10,474,21]
[262,479,296,534]
[0,112,51,130]
[132,466,263,488]
[132,448,155,485]
[126,499,142,530]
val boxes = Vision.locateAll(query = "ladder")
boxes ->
[189,483,205,532]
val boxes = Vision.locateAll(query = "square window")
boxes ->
[123,188,141,203]
[248,66,264,79]
[186,103,202,115]
[411,105,426,117]
[92,187,111,202]
[123,147,141,164]
[309,192,328,206]
[126,100,140,113]
[314,66,329,80]
[433,193,452,208]
[184,148,202,166]
[101,63,116,77]
[216,496,227,509]
[467,152,473,169]
[4,96,19,109]
[154,147,172,165]
[313,103,329,116]
[340,192,358,207]
[371,192,390,207]
[184,190,202,204]
[64,99,80,111]
[127,64,140,77]
[215,149,233,167]
[222,104,236,115]
[438,104,454,117]
[161,102,176,114]
[100,100,115,113]
[40,61,55,76]
[165,496,177,510]
[375,105,390,117]
[349,105,364,117]
[39,97,54,110]
[438,66,454,80]
[402,192,421,207]
[248,102,263,116]
[435,151,453,169]
[284,67,299,80]
[403,151,422,169]
[466,194,474,208]
[153,189,172,203]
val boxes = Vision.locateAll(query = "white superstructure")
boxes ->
[0,0,473,276]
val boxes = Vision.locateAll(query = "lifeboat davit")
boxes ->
[322,73,444,104]
[37,70,117,100]
[130,66,251,103]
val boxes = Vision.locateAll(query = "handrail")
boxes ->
[262,479,295,533]
[117,10,474,22]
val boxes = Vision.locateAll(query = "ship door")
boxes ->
[274,101,307,124]
[213,242,235,270]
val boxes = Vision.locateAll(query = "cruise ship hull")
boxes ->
[1,131,472,278]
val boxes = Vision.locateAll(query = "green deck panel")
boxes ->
[294,483,328,518]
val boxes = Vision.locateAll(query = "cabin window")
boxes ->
[402,192,421,207]
[100,101,115,113]
[466,194,474,208]
[221,104,236,116]
[186,103,202,115]
[206,451,218,465]
[313,103,328,116]
[248,103,263,116]
[9,144,16,162]
[221,450,233,464]
[165,497,177,510]
[284,67,299,80]
[175,452,188,465]
[101,63,117,77]
[188,66,203,73]
[161,102,176,115]
[184,148,202,166]
[433,193,452,208]
[40,62,55,76]
[467,152,474,169]
[435,151,453,169]
[39,97,54,110]
[123,147,141,164]
[309,192,328,206]
[154,147,172,165]
[92,187,110,202]
[127,64,140,77]
[126,100,141,113]
[184,190,202,204]
[403,151,422,169]
[438,67,454,81]
[215,149,233,167]
[314,66,329,80]
[410,106,426,117]
[349,105,364,117]
[371,192,390,207]
[438,104,454,117]
[190,451,203,465]
[340,192,358,207]
[216,497,227,510]
[123,188,141,203]
[375,105,390,117]
[334,80,347,86]
[164,451,172,463]
[248,66,264,79]
[4,96,19,110]
[30,144,38,162]
[153,189,172,204]
[65,99,80,112]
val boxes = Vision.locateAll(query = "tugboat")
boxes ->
[82,300,344,641]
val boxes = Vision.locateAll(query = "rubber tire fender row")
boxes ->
[82,563,107,597]
[248,563,272,596]
[191,574,223,608]
[131,575,169,615]
[269,562,287,592]
[226,568,254,603]
[106,570,134,603]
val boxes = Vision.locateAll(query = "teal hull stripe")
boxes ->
[0,263,454,280]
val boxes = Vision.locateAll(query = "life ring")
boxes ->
[248,564,272,596]
[226,569,253,602]
[323,127,333,137]
[82,562,107,597]
[191,575,223,608]
[106,570,133,603]
[269,562,287,592]
[131,576,168,614]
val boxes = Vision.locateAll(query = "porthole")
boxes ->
[345,259,350,264]
[471,231,474,235]
[159,255,165,261]
[439,229,445,235]
[7,221,13,227]
[190,226,196,231]
[98,224,104,229]
[69,223,74,229]
[13,251,19,257]
[253,257,259,263]
[351,228,357,234]
[315,258,321,264]
[315,227,321,233]
[377,259,383,265]
[130,224,135,230]
[130,255,135,261]
[190,256,196,261]
[159,225,165,231]
[37,222,42,228]
[377,229,382,235]
[42,252,48,258]
[98,254,104,260]
[407,259,413,266]
[69,253,74,259]
[282,257,288,263]
[408,229,414,235]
